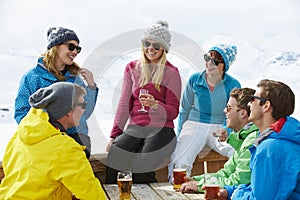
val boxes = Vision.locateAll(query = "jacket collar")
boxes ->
[36,57,76,81]
[49,117,66,133]
[195,71,230,87]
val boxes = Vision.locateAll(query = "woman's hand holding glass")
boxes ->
[138,89,149,113]
[138,89,158,112]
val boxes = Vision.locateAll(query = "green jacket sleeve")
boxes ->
[192,126,258,192]
[216,130,258,187]
[192,148,252,192]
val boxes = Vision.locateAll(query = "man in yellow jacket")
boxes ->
[0,82,107,199]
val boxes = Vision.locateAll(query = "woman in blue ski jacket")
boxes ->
[14,27,98,158]
[168,44,241,180]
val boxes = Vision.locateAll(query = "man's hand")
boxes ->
[179,179,198,193]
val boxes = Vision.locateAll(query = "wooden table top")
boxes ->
[103,182,204,200]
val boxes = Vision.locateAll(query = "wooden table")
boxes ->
[103,182,204,200]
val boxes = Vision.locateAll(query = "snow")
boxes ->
[1,33,300,160]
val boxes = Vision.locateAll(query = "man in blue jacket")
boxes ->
[216,79,300,199]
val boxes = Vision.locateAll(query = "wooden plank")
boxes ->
[149,182,190,200]
[103,184,136,200]
[131,184,162,200]
[183,192,205,200]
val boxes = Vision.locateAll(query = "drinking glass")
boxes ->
[173,164,187,190]
[213,125,223,137]
[138,89,148,113]
[117,171,132,200]
[203,173,220,200]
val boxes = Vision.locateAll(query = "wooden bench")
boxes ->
[90,147,228,183]
[155,148,228,182]
[0,148,228,183]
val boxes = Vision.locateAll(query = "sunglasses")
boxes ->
[143,41,162,50]
[74,101,87,109]
[66,43,82,54]
[250,95,268,106]
[204,54,223,66]
[226,104,241,112]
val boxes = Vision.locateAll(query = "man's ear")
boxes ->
[263,101,272,112]
[240,109,248,119]
[65,110,73,117]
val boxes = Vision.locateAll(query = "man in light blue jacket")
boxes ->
[218,79,300,200]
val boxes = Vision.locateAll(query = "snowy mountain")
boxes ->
[1,35,300,123]
[1,33,300,156]
[267,51,300,66]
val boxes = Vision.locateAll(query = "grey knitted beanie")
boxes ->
[29,82,76,119]
[142,20,171,53]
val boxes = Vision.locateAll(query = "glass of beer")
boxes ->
[173,164,187,190]
[117,171,132,200]
[203,173,220,200]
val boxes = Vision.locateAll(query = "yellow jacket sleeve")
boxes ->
[53,141,107,200]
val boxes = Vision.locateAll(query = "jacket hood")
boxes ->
[237,122,258,140]
[270,116,300,145]
[228,122,258,150]
[17,108,63,145]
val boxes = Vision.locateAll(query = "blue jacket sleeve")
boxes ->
[228,138,300,200]
[73,76,98,120]
[14,73,40,124]
[83,87,98,119]
[177,77,194,135]
[226,184,252,199]
[224,185,238,200]
[66,76,98,135]
[247,139,300,199]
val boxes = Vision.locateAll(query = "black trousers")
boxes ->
[105,126,176,183]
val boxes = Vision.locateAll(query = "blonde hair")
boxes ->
[42,46,80,81]
[137,46,167,92]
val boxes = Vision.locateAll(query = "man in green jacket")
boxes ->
[179,87,259,193]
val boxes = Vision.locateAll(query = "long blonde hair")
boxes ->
[137,48,167,92]
[42,46,80,81]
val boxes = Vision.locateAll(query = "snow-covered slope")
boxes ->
[1,33,300,157]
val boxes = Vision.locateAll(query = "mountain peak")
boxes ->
[268,51,300,66]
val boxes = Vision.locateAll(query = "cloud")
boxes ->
[1,0,299,54]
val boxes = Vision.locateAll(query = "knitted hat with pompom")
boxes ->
[209,44,237,72]
[142,20,171,53]
[47,27,79,49]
